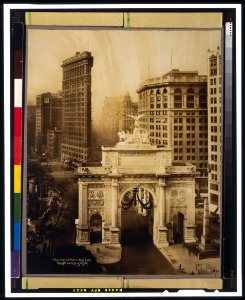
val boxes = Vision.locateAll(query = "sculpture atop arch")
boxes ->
[118,113,150,145]
[76,135,198,250]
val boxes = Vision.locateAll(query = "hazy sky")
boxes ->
[27,29,221,123]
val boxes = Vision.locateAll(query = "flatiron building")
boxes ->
[61,51,93,162]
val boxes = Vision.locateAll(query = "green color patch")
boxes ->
[126,12,131,28]
[26,12,32,25]
[14,193,21,222]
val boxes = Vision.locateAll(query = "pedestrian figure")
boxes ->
[191,271,194,275]
[179,264,181,270]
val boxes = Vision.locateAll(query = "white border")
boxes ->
[4,3,242,298]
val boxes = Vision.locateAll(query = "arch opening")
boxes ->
[172,212,184,243]
[120,188,154,246]
[90,213,102,244]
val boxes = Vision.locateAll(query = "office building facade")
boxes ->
[61,51,93,162]
[207,48,222,216]
[101,96,122,146]
[47,128,62,159]
[118,92,138,133]
[137,69,208,193]
[35,92,62,154]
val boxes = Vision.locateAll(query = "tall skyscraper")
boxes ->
[61,51,93,162]
[101,96,121,146]
[47,128,62,160]
[118,92,138,133]
[100,92,138,147]
[137,69,208,193]
[207,47,222,216]
[27,105,36,156]
[35,92,62,154]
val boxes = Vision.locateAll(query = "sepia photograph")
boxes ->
[24,27,222,277]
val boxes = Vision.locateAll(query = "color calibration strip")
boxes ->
[12,39,23,278]
[223,21,233,280]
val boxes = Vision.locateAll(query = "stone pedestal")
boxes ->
[102,225,111,244]
[184,224,197,243]
[166,223,174,244]
[199,235,213,251]
[76,224,90,245]
[156,226,169,247]
[109,227,121,248]
[199,197,213,250]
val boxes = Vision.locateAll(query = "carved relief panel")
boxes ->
[169,188,188,218]
[87,187,105,219]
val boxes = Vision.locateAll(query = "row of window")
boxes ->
[174,140,208,145]
[63,82,87,88]
[63,65,90,79]
[173,155,208,161]
[210,164,218,171]
[210,107,218,114]
[174,147,208,153]
[150,125,168,131]
[148,111,168,116]
[210,126,219,133]
[150,132,168,138]
[199,163,208,168]
[210,154,219,161]
[210,183,219,191]
[173,117,207,123]
[149,139,168,145]
[173,125,208,131]
[210,96,222,104]
[149,118,167,123]
[173,111,207,116]
[211,173,219,181]
[173,133,208,138]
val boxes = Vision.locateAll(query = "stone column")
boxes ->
[157,179,169,247]
[102,183,111,244]
[203,197,210,236]
[110,179,120,247]
[199,197,212,251]
[111,181,118,228]
[78,182,88,226]
[185,182,197,244]
[76,181,90,245]
[159,183,166,227]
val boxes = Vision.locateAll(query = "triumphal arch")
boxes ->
[76,120,198,249]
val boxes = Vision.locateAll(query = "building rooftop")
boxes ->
[61,51,92,66]
[137,69,207,92]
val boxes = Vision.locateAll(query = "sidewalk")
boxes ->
[160,244,220,276]
[85,243,122,265]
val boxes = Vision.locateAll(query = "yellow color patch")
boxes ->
[14,165,21,193]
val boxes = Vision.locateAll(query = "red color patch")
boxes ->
[14,136,22,165]
[14,108,22,138]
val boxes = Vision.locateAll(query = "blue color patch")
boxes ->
[14,222,20,251]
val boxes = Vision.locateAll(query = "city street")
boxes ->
[105,207,179,275]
